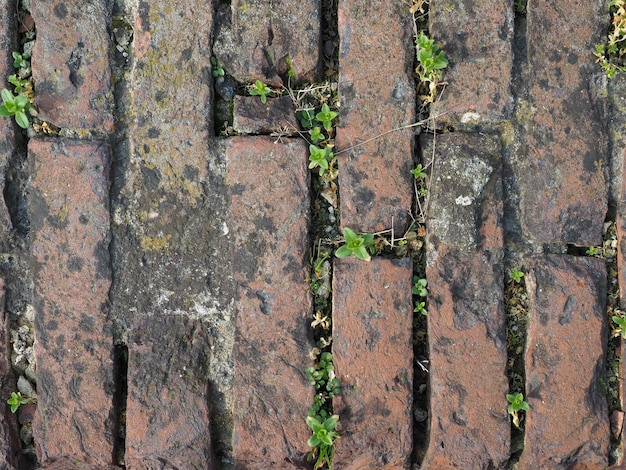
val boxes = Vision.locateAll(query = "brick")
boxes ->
[421,249,509,468]
[125,315,214,469]
[332,257,413,468]
[423,133,503,252]
[214,0,320,86]
[31,0,113,130]
[518,255,609,469]
[233,96,299,135]
[336,0,415,232]
[429,0,513,125]
[28,139,114,465]
[226,137,313,468]
[515,0,607,246]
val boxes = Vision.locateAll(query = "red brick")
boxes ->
[332,257,413,468]
[226,137,313,468]
[233,96,299,135]
[421,249,509,468]
[515,0,607,246]
[429,0,513,124]
[336,0,415,232]
[214,0,320,86]
[29,139,114,465]
[31,0,113,130]
[518,255,609,469]
[125,315,214,469]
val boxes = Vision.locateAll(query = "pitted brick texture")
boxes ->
[332,257,414,468]
[29,139,114,466]
[227,137,313,468]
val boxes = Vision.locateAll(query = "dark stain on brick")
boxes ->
[140,164,161,191]
[355,187,375,208]
[559,295,577,325]
[67,256,84,273]
[568,52,578,64]
[255,289,274,315]
[79,314,95,333]
[179,47,193,64]
[68,376,82,400]
[254,215,276,233]
[79,214,89,224]
[68,42,85,88]
[155,90,166,102]
[183,165,198,181]
[147,127,160,138]
[232,183,246,195]
[93,240,111,281]
[583,150,597,174]
[54,3,68,19]
[138,1,150,32]
[29,188,50,233]
[47,320,58,331]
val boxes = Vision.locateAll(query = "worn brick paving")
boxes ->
[0,0,622,469]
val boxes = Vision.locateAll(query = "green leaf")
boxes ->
[15,111,29,129]
[1,88,13,104]
[0,105,12,117]
[307,435,321,448]
[335,245,352,258]
[342,227,357,244]
[352,246,370,261]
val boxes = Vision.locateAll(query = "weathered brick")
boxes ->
[226,137,313,468]
[518,255,609,469]
[429,0,513,125]
[514,0,607,246]
[421,249,509,468]
[29,139,114,465]
[214,0,320,86]
[332,257,413,468]
[125,315,213,469]
[31,0,113,130]
[233,96,299,135]
[336,0,415,232]
[423,133,503,252]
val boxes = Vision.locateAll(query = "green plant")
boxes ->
[415,32,448,103]
[306,352,341,396]
[248,79,272,104]
[315,103,338,132]
[335,227,374,261]
[12,51,30,71]
[297,108,316,129]
[306,414,339,470]
[612,314,626,339]
[506,392,530,428]
[413,277,428,297]
[509,268,524,284]
[0,88,30,129]
[309,144,333,175]
[8,74,28,94]
[410,164,427,180]
[414,301,427,316]
[210,56,224,78]
[7,391,30,413]
[586,246,601,257]
[285,56,296,81]
[595,0,626,78]
[514,0,527,13]
[309,126,323,143]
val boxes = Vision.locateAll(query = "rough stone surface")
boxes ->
[214,0,320,86]
[332,257,413,468]
[429,0,513,125]
[31,0,113,130]
[518,255,609,469]
[514,0,607,246]
[125,315,213,469]
[336,0,415,232]
[226,137,314,468]
[233,96,299,135]
[0,9,14,248]
[29,139,114,465]
[423,133,503,252]
[421,249,509,469]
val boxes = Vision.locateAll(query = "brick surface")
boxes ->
[423,133,503,252]
[29,139,114,465]
[514,0,607,246]
[31,0,113,130]
[332,257,413,468]
[233,96,299,135]
[429,0,513,125]
[0,9,14,247]
[518,255,609,469]
[214,0,320,86]
[336,0,415,232]
[421,249,509,469]
[226,137,314,468]
[125,315,213,469]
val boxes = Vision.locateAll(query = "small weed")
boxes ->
[335,227,374,262]
[514,0,527,14]
[506,392,530,428]
[297,108,317,129]
[509,267,524,284]
[415,32,448,104]
[309,144,334,176]
[414,301,427,316]
[412,277,428,297]
[309,126,323,143]
[612,313,626,339]
[306,414,339,470]
[0,88,30,129]
[210,56,224,78]
[410,164,427,180]
[595,0,626,78]
[12,51,30,73]
[315,103,338,132]
[306,352,341,396]
[285,56,296,82]
[7,391,31,413]
[248,79,272,104]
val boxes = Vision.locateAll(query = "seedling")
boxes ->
[12,51,30,72]
[506,392,530,428]
[595,0,626,78]
[309,144,333,175]
[7,391,31,413]
[410,164,427,180]
[0,88,30,129]
[413,277,428,297]
[514,0,527,13]
[306,352,340,396]
[415,32,448,103]
[248,79,272,104]
[309,126,323,143]
[210,56,224,78]
[315,103,338,132]
[414,301,427,316]
[612,314,626,339]
[509,268,524,284]
[297,108,316,129]
[586,246,601,257]
[335,227,374,262]
[306,414,339,470]
[8,74,28,94]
